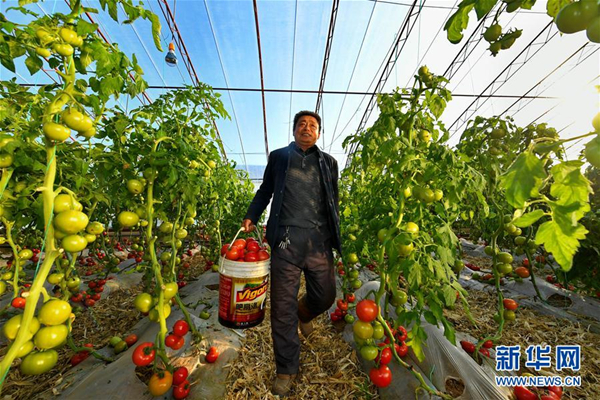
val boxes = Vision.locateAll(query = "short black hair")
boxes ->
[293,110,321,132]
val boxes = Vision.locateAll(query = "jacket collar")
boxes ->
[289,141,320,156]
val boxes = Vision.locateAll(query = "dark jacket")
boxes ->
[244,142,342,254]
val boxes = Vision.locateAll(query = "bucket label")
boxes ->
[219,273,268,327]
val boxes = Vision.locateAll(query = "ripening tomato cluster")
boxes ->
[3,299,73,375]
[330,293,356,323]
[348,299,410,388]
[221,238,270,263]
[165,320,190,351]
[460,339,493,358]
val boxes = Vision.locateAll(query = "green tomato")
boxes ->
[555,2,592,34]
[36,47,51,58]
[397,242,414,257]
[514,236,527,246]
[43,122,71,142]
[3,315,41,340]
[59,28,78,44]
[61,235,88,253]
[175,229,188,239]
[62,109,93,133]
[38,300,72,326]
[127,179,144,195]
[351,279,362,290]
[199,310,210,320]
[164,282,178,299]
[114,340,128,354]
[66,276,81,289]
[18,249,33,260]
[417,187,435,203]
[352,320,373,340]
[360,345,379,361]
[13,340,34,358]
[0,153,14,168]
[33,325,69,349]
[344,314,355,324]
[53,194,82,213]
[118,211,139,228]
[109,336,123,347]
[0,281,5,295]
[134,293,153,313]
[403,187,412,198]
[433,189,444,201]
[483,24,502,42]
[377,228,388,243]
[454,260,465,273]
[52,43,73,57]
[20,350,58,375]
[497,252,514,264]
[54,210,89,234]
[148,304,171,322]
[86,221,104,235]
[405,222,419,235]
[372,322,385,340]
[47,273,64,285]
[498,263,513,275]
[160,252,172,262]
[348,253,359,264]
[584,134,600,168]
[159,222,173,233]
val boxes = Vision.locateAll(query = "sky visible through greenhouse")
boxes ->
[1,0,598,179]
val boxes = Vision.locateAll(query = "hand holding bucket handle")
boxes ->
[242,219,255,233]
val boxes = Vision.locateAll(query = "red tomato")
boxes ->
[205,346,219,363]
[330,313,341,322]
[225,248,240,260]
[337,299,348,311]
[132,342,155,366]
[479,347,490,357]
[257,250,270,261]
[396,342,408,357]
[483,340,493,349]
[171,336,185,350]
[92,294,101,301]
[345,293,356,303]
[503,299,518,311]
[244,252,258,262]
[84,298,96,307]
[70,352,89,366]
[246,241,260,252]
[376,347,392,365]
[369,365,392,388]
[220,244,230,256]
[124,334,138,347]
[356,299,378,322]
[460,341,475,354]
[232,239,246,250]
[165,334,179,348]
[173,380,191,399]
[11,297,26,309]
[514,386,537,400]
[395,326,408,342]
[173,320,190,337]
[172,366,189,386]
[547,386,563,398]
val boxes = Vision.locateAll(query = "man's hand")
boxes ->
[242,219,255,233]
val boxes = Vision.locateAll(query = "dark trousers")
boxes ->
[270,226,336,374]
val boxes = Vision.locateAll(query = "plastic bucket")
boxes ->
[218,255,270,329]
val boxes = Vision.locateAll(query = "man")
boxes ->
[242,110,342,396]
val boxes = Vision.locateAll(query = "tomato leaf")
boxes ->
[550,160,592,220]
[423,311,438,326]
[76,19,98,37]
[444,2,475,44]
[25,55,42,75]
[547,0,570,18]
[535,218,588,272]
[424,92,445,119]
[406,323,426,362]
[442,285,457,307]
[474,0,497,19]
[520,0,537,10]
[407,261,422,288]
[513,209,546,228]
[500,152,546,208]
[0,57,15,73]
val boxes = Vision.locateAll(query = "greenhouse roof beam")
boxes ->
[252,0,270,159]
[448,21,557,137]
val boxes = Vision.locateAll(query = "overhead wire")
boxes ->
[328,0,378,151]
[203,0,248,171]
[287,0,299,143]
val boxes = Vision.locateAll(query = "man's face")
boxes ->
[293,115,320,150]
